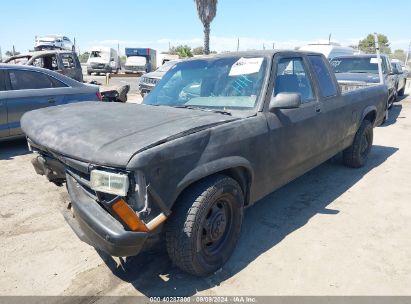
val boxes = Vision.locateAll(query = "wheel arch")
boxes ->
[173,157,254,209]
[361,106,377,126]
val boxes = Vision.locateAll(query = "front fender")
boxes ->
[173,156,254,205]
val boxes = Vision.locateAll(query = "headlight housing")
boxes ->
[90,170,129,196]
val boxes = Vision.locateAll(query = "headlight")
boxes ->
[90,170,129,196]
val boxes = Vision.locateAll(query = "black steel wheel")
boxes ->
[343,119,373,168]
[166,175,244,277]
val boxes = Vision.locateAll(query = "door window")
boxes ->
[308,55,338,97]
[8,70,64,90]
[274,57,314,102]
[0,71,6,91]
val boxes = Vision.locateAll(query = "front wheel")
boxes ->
[343,120,373,168]
[166,175,244,277]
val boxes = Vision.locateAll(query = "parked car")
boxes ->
[392,59,409,77]
[5,50,83,82]
[330,54,397,109]
[35,35,74,51]
[87,47,121,75]
[22,51,387,277]
[0,64,100,141]
[391,61,407,97]
[138,60,180,96]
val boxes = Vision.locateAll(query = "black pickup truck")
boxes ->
[21,51,387,277]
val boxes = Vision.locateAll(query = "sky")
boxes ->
[1,0,410,55]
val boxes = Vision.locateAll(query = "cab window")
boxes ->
[274,57,314,102]
[308,55,338,97]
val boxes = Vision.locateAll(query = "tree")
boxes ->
[169,45,193,58]
[358,33,391,54]
[192,46,204,55]
[391,49,406,62]
[78,51,90,63]
[194,0,218,55]
[5,50,20,57]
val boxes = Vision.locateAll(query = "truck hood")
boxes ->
[335,72,380,83]
[143,71,164,79]
[21,102,238,168]
[87,58,108,65]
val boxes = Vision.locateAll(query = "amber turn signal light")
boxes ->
[112,199,149,232]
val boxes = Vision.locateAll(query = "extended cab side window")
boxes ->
[61,54,76,69]
[8,70,54,90]
[308,55,338,97]
[274,57,314,103]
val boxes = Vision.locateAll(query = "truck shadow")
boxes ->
[0,138,31,160]
[99,145,398,297]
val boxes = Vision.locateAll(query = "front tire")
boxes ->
[166,175,244,277]
[343,120,373,168]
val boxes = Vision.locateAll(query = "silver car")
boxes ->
[0,64,101,141]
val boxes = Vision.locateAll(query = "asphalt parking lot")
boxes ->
[1,88,411,296]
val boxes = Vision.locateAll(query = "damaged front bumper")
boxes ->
[65,174,149,256]
[29,143,164,257]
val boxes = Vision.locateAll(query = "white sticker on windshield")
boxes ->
[229,57,263,76]
[370,58,382,64]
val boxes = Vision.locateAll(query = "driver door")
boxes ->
[263,54,325,192]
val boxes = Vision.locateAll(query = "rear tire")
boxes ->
[398,81,405,97]
[166,175,244,277]
[343,120,373,168]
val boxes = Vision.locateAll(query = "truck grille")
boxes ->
[142,77,160,85]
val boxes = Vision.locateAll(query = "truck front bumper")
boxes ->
[65,174,148,257]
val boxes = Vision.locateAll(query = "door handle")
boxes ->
[48,98,55,103]
[316,108,321,113]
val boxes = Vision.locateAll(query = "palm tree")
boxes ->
[194,0,218,55]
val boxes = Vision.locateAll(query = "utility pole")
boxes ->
[272,42,275,50]
[0,46,2,62]
[237,38,239,51]
[12,45,16,56]
[405,40,411,67]
[374,33,383,85]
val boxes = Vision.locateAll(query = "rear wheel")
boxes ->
[343,120,373,168]
[398,80,406,96]
[166,175,244,277]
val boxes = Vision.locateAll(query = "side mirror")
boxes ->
[110,57,115,61]
[269,93,301,112]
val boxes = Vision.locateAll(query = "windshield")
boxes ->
[143,56,267,110]
[90,51,109,60]
[330,57,379,74]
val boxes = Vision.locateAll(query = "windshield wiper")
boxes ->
[172,105,232,116]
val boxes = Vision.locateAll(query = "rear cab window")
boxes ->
[273,57,315,103]
[308,55,338,97]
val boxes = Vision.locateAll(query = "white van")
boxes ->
[299,42,355,60]
[124,56,147,74]
[87,47,121,75]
